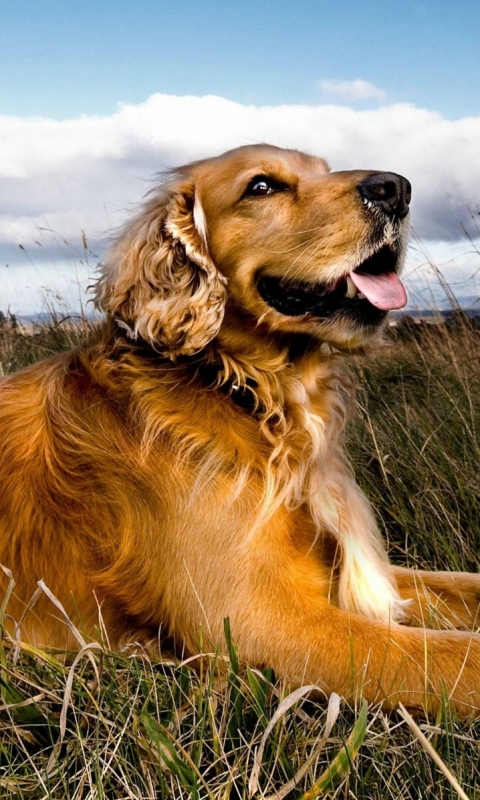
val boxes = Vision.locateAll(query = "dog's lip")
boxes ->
[256,244,406,318]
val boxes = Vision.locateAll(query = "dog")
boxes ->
[1,144,479,715]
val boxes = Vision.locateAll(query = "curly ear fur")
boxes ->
[95,178,227,357]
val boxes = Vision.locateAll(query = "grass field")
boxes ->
[1,312,479,799]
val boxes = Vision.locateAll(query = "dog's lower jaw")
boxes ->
[216,301,383,364]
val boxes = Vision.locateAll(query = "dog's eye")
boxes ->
[245,176,287,197]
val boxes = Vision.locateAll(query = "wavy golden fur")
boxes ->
[1,144,479,715]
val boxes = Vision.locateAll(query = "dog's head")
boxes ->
[95,144,410,354]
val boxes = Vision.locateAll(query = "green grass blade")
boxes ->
[300,699,369,799]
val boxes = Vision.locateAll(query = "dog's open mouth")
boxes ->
[257,245,407,323]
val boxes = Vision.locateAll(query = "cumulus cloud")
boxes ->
[319,79,387,103]
[0,93,479,313]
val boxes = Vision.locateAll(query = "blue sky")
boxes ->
[1,0,480,314]
[3,0,479,120]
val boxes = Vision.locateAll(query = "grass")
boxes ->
[0,311,479,799]
[350,316,480,574]
[0,314,89,377]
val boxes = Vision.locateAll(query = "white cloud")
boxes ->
[319,79,387,103]
[0,93,479,313]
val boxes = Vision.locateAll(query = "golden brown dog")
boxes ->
[1,144,479,715]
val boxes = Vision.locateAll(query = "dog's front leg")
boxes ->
[392,565,480,630]
[226,575,480,717]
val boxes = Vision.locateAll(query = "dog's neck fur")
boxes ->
[104,315,405,624]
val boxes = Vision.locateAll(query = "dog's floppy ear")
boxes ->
[95,177,227,357]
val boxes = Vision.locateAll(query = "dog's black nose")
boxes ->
[359,172,411,219]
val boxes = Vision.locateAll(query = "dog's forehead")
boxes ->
[193,145,330,189]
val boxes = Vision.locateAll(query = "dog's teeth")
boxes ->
[346,276,358,298]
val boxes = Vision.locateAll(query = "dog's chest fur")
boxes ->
[128,347,405,626]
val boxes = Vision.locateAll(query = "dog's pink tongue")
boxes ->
[350,271,407,311]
